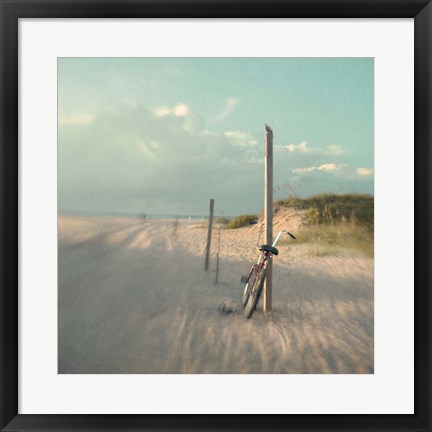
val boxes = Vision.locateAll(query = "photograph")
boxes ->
[58,57,374,374]
[2,0,429,428]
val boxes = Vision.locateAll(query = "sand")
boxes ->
[58,214,374,374]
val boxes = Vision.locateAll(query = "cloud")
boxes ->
[320,163,339,171]
[59,113,94,127]
[326,145,346,156]
[270,143,353,198]
[208,97,239,125]
[58,103,264,215]
[293,163,343,174]
[154,103,189,118]
[356,167,374,176]
[58,102,373,215]
[154,103,204,134]
[293,163,373,179]
[225,97,239,113]
[278,163,374,197]
[223,131,259,148]
[280,140,345,157]
[284,141,310,153]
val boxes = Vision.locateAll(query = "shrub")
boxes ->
[227,214,258,229]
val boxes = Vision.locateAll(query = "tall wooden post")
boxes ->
[204,199,215,270]
[264,128,273,312]
[215,224,221,284]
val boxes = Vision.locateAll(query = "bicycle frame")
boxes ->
[249,228,295,280]
[248,249,269,283]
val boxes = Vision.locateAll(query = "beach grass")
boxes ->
[281,224,374,257]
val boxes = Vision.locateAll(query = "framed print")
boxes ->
[1,0,431,431]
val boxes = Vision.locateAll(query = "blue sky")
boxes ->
[58,58,374,216]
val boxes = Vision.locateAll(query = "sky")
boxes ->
[58,58,374,217]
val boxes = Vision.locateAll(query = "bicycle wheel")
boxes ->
[245,269,266,319]
[241,266,256,307]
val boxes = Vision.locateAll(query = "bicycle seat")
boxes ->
[259,244,279,256]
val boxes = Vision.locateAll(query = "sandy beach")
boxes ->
[58,214,374,374]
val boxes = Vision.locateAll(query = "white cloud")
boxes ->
[293,163,373,181]
[326,145,345,156]
[293,163,342,174]
[173,103,189,117]
[154,103,189,118]
[208,97,239,125]
[320,163,338,171]
[154,106,171,117]
[280,140,345,157]
[153,103,203,135]
[285,140,310,153]
[223,131,259,148]
[59,113,94,127]
[282,163,374,197]
[357,167,374,176]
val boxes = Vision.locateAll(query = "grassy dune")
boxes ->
[228,194,374,257]
[275,193,374,229]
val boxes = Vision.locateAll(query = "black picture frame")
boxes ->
[1,1,431,431]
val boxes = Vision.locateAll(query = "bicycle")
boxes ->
[241,226,296,319]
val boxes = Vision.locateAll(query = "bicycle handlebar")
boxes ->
[287,231,296,240]
[257,224,296,247]
[272,229,295,247]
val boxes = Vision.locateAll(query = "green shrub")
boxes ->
[227,214,258,229]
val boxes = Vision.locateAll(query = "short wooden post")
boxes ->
[204,199,215,271]
[263,127,273,312]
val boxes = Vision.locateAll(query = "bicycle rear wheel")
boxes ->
[245,269,266,319]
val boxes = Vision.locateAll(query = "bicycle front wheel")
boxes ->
[241,266,256,307]
[245,269,266,319]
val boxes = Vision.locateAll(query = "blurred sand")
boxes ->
[58,214,373,374]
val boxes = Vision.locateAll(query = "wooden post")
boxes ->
[215,224,221,284]
[204,199,215,270]
[264,127,273,312]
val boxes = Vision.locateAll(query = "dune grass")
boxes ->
[281,224,374,257]
[226,214,258,229]
[275,193,374,257]
[197,194,374,256]
[275,193,374,229]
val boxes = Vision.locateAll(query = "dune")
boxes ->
[58,213,373,374]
